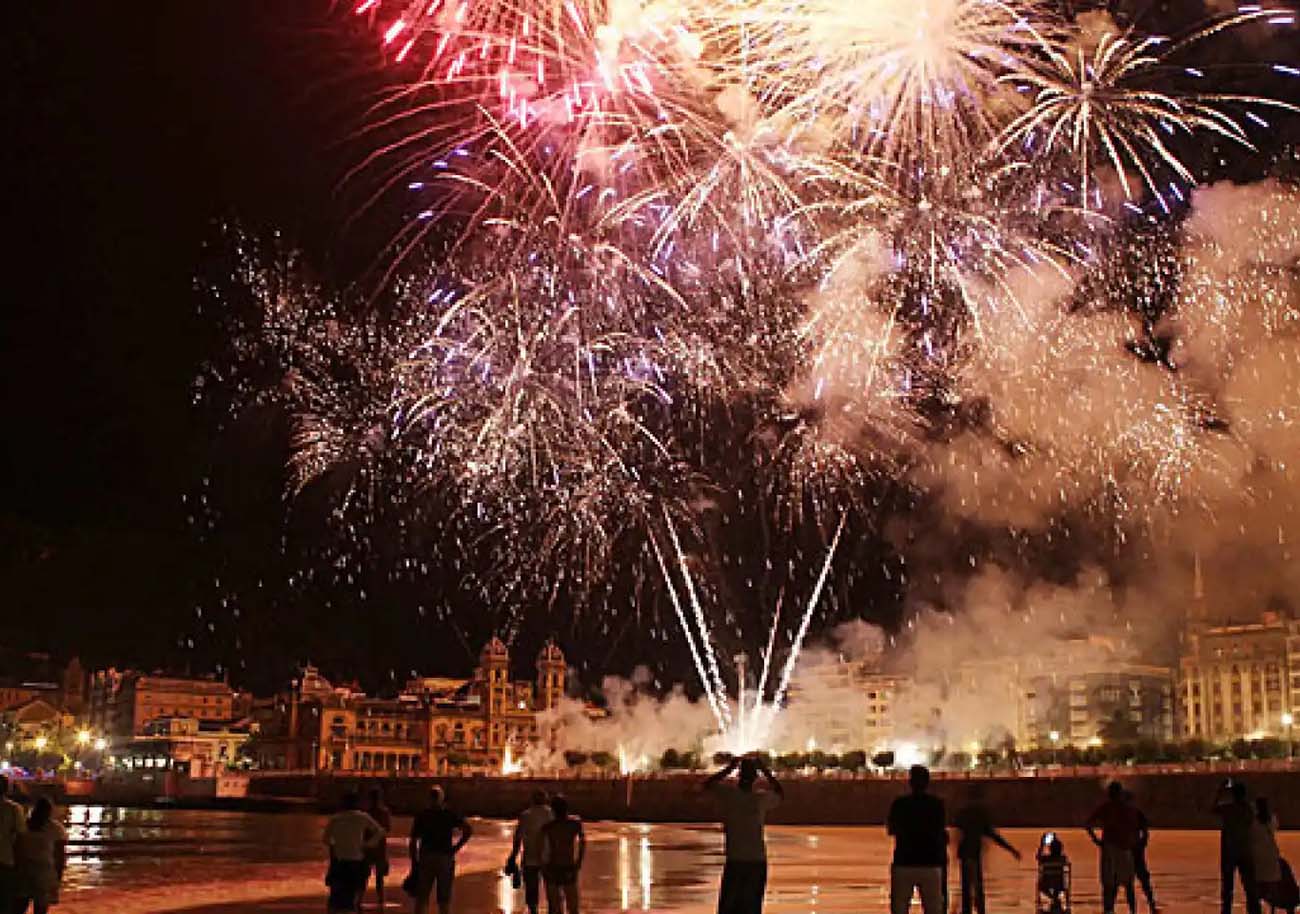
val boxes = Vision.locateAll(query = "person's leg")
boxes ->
[1222,856,1238,914]
[545,875,564,914]
[1125,877,1137,914]
[1242,857,1264,914]
[436,855,456,914]
[524,867,542,914]
[735,862,767,914]
[889,866,914,914]
[973,859,986,914]
[718,862,739,914]
[916,866,945,914]
[562,879,580,914]
[960,858,975,914]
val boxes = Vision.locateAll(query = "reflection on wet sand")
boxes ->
[48,806,1300,914]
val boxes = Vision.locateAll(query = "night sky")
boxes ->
[2,2,381,682]
[4,2,1299,696]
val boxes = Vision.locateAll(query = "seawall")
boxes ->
[246,769,1300,828]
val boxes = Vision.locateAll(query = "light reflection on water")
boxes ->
[50,806,1300,914]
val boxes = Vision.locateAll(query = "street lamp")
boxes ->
[77,729,91,746]
[1282,712,1294,760]
[94,738,108,752]
[34,736,48,752]
[1049,730,1061,766]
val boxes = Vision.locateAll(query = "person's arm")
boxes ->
[704,757,740,790]
[54,829,67,881]
[509,816,525,865]
[408,819,420,866]
[576,820,587,869]
[758,758,784,799]
[1211,782,1231,814]
[365,813,385,848]
[886,798,899,837]
[987,827,1021,860]
[541,826,553,866]
[453,816,473,854]
[1084,806,1103,846]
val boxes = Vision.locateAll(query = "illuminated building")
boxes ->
[118,716,255,777]
[1024,663,1174,748]
[1178,611,1300,741]
[89,669,237,739]
[260,638,568,772]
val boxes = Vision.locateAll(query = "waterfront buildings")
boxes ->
[1177,611,1300,742]
[89,669,239,739]
[253,638,569,772]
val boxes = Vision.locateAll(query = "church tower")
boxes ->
[536,641,566,711]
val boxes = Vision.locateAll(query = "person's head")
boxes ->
[368,786,385,809]
[738,757,759,791]
[1107,781,1123,801]
[430,785,446,809]
[909,765,930,793]
[1048,837,1064,858]
[551,794,570,820]
[1257,796,1272,824]
[1232,781,1248,803]
[29,797,52,831]
[341,791,360,811]
[531,788,549,807]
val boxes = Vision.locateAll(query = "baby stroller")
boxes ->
[1035,832,1072,914]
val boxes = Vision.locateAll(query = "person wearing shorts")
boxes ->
[409,786,472,914]
[541,795,586,914]
[508,789,553,914]
[1086,781,1140,914]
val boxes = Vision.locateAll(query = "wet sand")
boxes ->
[50,805,1300,914]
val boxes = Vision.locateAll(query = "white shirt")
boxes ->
[516,804,554,867]
[325,809,383,862]
[16,820,66,871]
[0,798,26,867]
[713,786,781,862]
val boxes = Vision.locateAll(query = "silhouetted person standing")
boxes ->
[409,786,473,914]
[0,775,25,914]
[954,784,1021,914]
[508,789,553,914]
[1086,781,1139,914]
[14,797,65,914]
[324,792,383,914]
[540,795,586,914]
[705,755,784,914]
[1215,781,1263,914]
[887,765,947,914]
[362,787,392,914]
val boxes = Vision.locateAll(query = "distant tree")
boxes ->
[977,749,1001,769]
[948,752,972,770]
[841,750,868,771]
[871,751,896,769]
[681,751,702,770]
[1182,738,1210,761]
[590,751,614,770]
[660,748,682,770]
[1134,740,1162,763]
[1252,738,1286,759]
[807,750,830,770]
[563,750,589,768]
[1230,739,1252,760]
[712,752,733,766]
